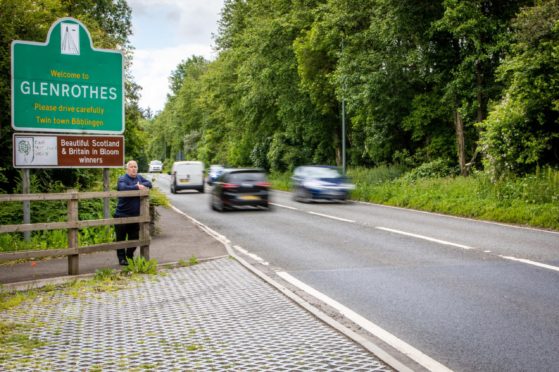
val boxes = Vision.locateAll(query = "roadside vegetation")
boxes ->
[271,165,559,231]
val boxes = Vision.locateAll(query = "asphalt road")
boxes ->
[151,173,559,372]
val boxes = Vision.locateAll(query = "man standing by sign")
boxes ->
[114,160,152,266]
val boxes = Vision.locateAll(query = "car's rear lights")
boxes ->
[223,183,239,189]
[255,182,271,187]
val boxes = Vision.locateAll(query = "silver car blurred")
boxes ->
[148,160,163,173]
[292,165,355,202]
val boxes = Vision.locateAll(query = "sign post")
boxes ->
[11,17,124,134]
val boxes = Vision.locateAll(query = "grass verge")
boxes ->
[270,166,559,231]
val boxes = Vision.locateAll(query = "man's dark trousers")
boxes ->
[115,222,139,262]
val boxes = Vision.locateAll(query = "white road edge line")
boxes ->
[170,205,230,246]
[376,226,474,250]
[277,271,453,372]
[308,211,355,223]
[499,255,559,273]
[233,245,269,266]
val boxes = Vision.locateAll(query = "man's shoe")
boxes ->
[119,259,127,266]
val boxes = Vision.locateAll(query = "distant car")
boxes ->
[148,160,163,173]
[291,165,355,202]
[170,161,205,193]
[206,164,224,186]
[210,169,271,211]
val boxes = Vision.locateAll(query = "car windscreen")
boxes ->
[227,172,266,183]
[150,161,162,165]
[306,167,341,178]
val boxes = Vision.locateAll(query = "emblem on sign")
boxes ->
[17,137,34,164]
[61,22,80,55]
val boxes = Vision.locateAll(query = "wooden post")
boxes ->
[103,168,110,218]
[67,190,79,275]
[139,191,150,260]
[103,168,111,242]
[22,169,30,241]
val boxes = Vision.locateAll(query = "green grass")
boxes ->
[269,171,292,191]
[269,166,559,231]
[178,256,199,267]
[122,256,158,275]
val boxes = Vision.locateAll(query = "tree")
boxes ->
[433,0,531,175]
[479,0,559,176]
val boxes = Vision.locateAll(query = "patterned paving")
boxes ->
[0,258,390,371]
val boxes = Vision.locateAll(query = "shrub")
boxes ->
[402,159,458,182]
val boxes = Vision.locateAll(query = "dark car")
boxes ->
[291,165,355,202]
[210,169,271,211]
[206,164,224,186]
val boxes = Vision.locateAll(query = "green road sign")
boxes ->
[11,17,124,134]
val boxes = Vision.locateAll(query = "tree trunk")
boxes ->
[454,105,467,176]
[476,60,486,123]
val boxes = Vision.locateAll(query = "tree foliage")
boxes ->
[139,0,557,178]
[479,0,559,177]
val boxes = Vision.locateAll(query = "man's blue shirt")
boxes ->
[114,173,152,217]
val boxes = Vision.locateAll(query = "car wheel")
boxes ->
[300,188,312,203]
[216,198,225,212]
[210,196,217,211]
[294,187,303,202]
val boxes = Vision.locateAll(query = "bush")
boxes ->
[402,159,458,182]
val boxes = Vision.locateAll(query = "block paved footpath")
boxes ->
[0,206,392,371]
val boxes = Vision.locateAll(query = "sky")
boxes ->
[128,0,225,113]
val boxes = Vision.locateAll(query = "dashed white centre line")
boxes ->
[273,203,355,222]
[277,271,453,372]
[272,202,559,274]
[308,211,355,223]
[499,255,559,273]
[376,226,474,250]
[270,203,298,210]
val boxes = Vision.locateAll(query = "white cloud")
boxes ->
[128,0,224,112]
[131,44,215,113]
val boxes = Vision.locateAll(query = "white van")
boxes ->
[170,161,205,193]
